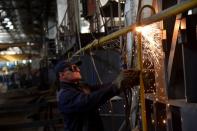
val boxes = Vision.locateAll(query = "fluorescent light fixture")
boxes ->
[3,18,10,23]
[0,52,5,55]
[1,11,6,17]
[9,25,14,30]
[7,21,12,26]
[6,24,12,28]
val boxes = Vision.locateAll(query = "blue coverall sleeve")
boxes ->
[58,83,119,113]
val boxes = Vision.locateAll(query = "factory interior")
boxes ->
[0,0,197,131]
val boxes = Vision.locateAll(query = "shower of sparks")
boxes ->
[135,23,163,70]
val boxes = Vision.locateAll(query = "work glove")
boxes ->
[113,69,140,90]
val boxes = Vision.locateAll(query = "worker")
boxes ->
[55,60,139,131]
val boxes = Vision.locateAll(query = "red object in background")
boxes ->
[87,0,96,17]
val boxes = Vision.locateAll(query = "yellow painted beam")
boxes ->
[0,54,40,61]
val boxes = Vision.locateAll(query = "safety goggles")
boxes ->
[64,65,80,72]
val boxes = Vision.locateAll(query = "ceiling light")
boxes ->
[1,11,7,17]
[9,25,14,30]
[3,18,10,23]
[7,21,12,26]
[6,51,16,55]
[0,52,5,55]
[6,23,12,28]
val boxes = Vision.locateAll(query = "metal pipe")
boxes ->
[136,4,156,131]
[136,5,156,24]
[73,0,197,56]
[137,30,148,131]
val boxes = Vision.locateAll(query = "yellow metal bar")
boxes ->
[137,32,147,131]
[0,54,40,61]
[137,4,157,131]
[73,0,197,56]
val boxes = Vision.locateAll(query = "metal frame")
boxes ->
[73,0,197,56]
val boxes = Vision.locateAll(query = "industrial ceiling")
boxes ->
[0,0,56,44]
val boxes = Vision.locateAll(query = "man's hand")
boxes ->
[113,69,140,90]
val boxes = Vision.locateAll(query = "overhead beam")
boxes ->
[0,43,27,48]
[0,43,39,49]
[0,54,40,61]
[73,0,197,56]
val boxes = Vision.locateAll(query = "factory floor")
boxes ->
[0,87,64,131]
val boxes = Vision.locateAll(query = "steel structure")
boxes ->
[73,0,197,56]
